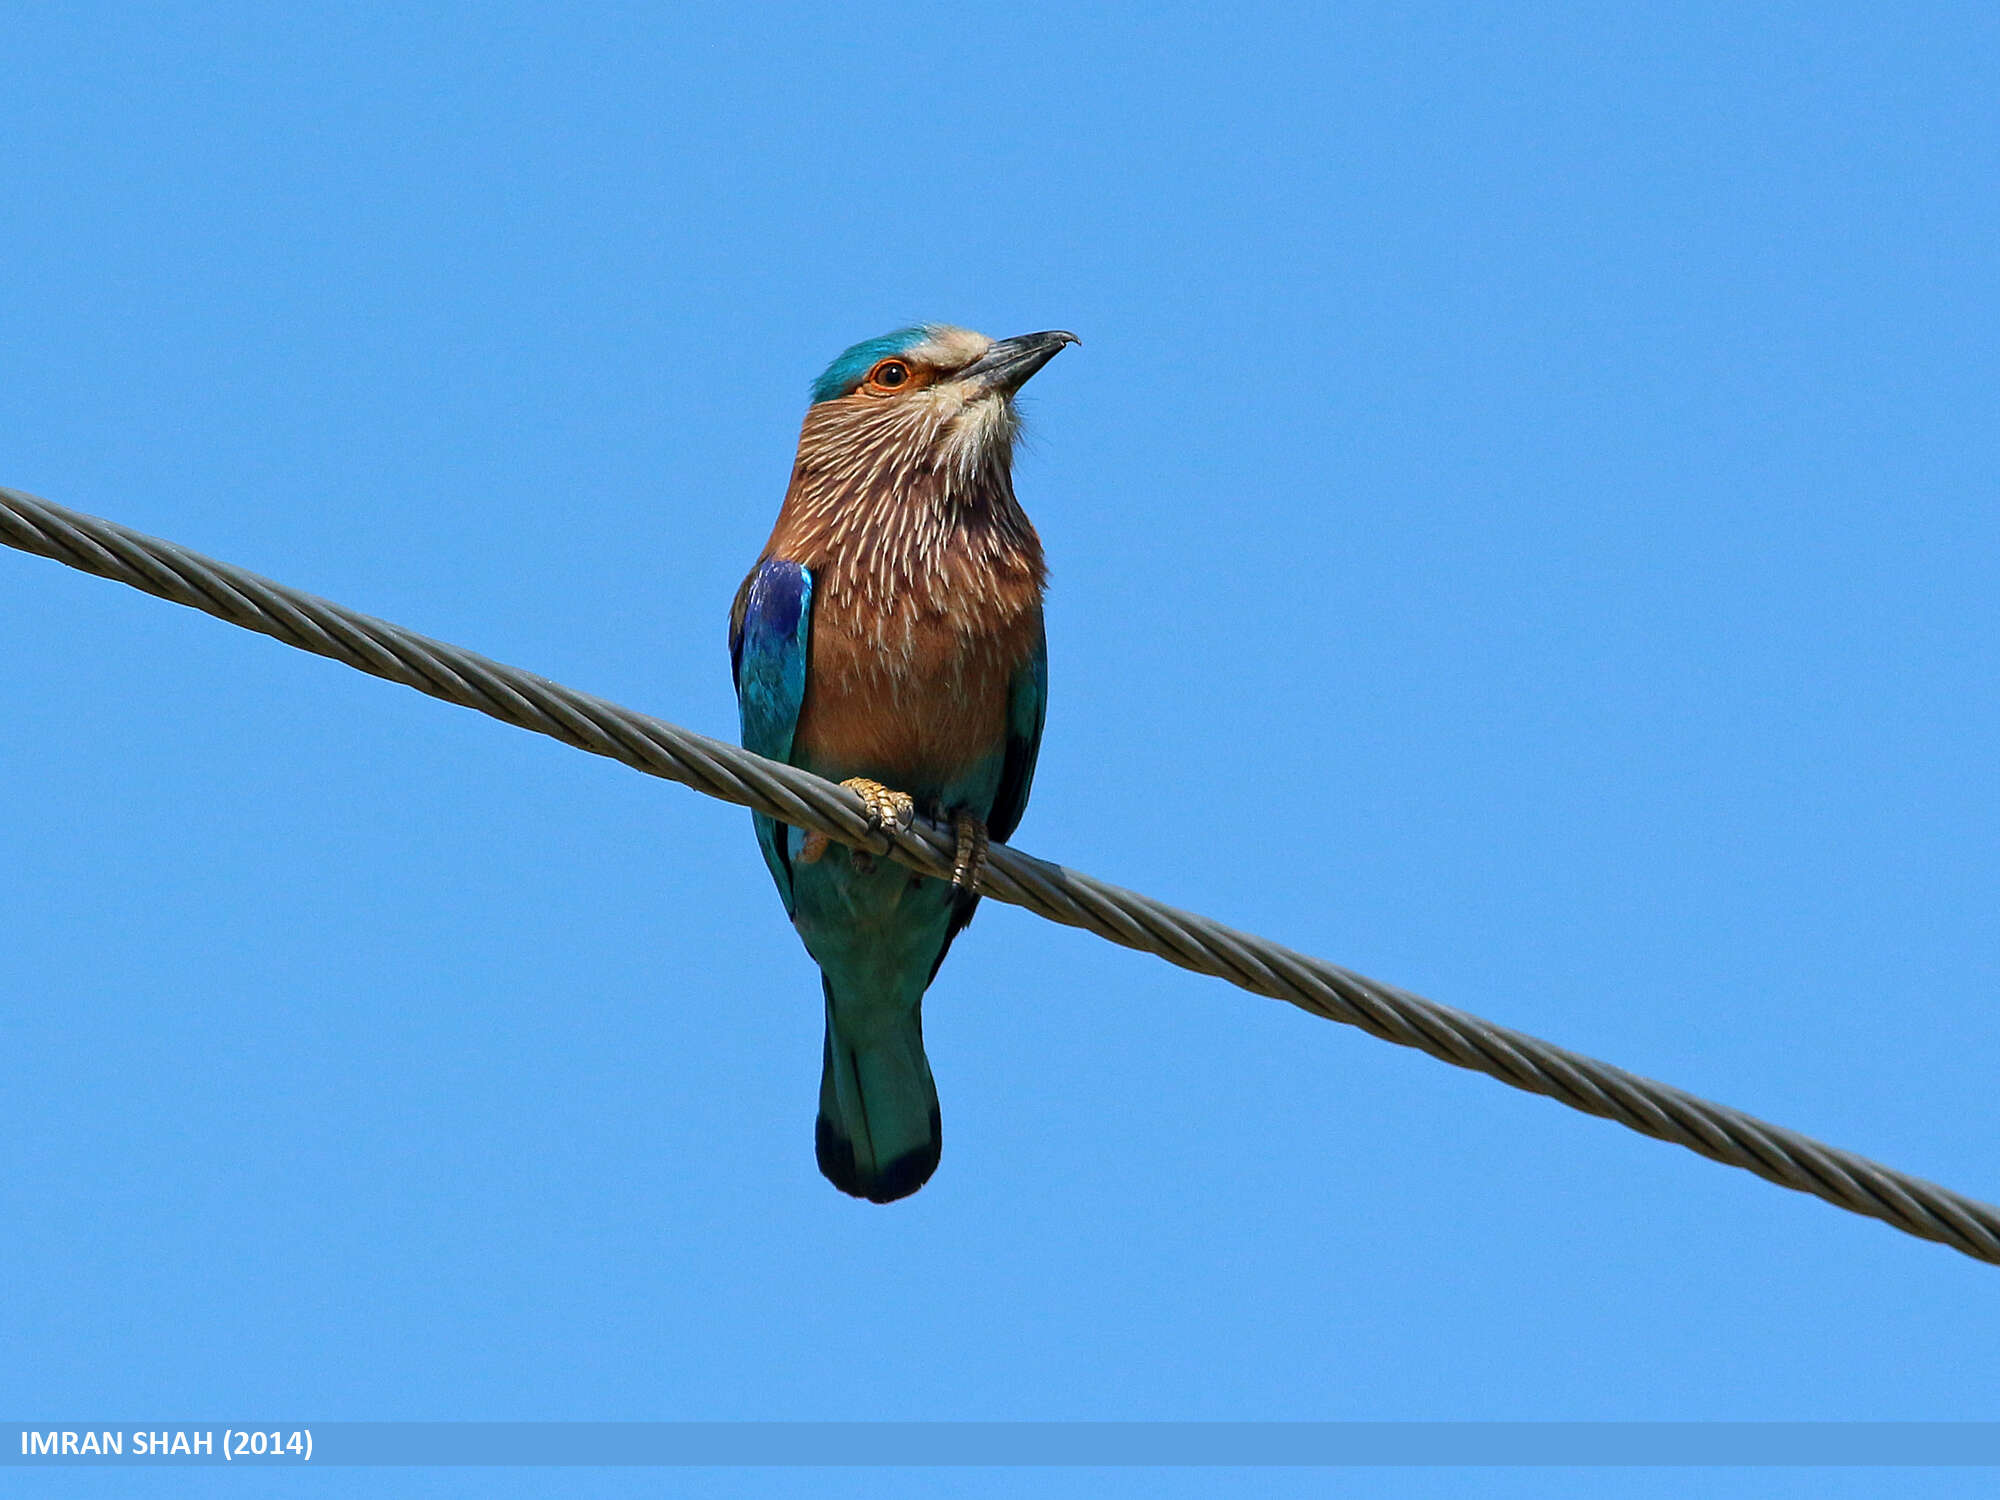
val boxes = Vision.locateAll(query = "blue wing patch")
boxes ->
[988,620,1048,845]
[928,619,1048,979]
[730,559,814,914]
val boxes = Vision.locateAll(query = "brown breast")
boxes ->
[768,497,1044,786]
[793,582,1041,785]
[762,394,1049,787]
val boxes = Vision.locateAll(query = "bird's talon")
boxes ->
[838,777,916,837]
[951,811,989,894]
[798,830,829,864]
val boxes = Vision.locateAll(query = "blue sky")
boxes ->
[3,2,1996,1492]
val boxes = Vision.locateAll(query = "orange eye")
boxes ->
[869,359,911,389]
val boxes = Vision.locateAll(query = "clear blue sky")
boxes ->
[3,3,1996,1494]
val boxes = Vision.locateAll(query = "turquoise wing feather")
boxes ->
[729,559,814,915]
[927,619,1047,973]
[988,618,1048,844]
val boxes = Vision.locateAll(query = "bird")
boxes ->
[729,323,1075,1203]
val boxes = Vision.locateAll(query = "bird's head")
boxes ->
[795,325,1077,503]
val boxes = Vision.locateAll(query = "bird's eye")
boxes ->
[870,360,911,389]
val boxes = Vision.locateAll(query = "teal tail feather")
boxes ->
[814,975,942,1203]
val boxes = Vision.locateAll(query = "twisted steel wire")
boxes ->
[4,482,1995,1264]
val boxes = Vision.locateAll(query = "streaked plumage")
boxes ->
[729,323,1072,1202]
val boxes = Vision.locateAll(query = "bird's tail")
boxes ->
[814,975,941,1204]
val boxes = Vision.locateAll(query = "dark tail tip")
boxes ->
[816,1108,942,1204]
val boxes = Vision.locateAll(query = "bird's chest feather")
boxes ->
[794,564,1039,791]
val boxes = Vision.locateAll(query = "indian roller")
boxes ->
[729,324,1075,1203]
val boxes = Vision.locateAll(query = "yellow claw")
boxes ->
[797,781,913,872]
[951,811,989,894]
[839,777,917,835]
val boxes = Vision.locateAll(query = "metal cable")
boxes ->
[4,482,1995,1264]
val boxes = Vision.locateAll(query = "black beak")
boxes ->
[956,330,1079,397]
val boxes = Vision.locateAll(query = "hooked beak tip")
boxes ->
[959,329,1079,397]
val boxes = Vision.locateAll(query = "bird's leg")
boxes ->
[797,778,917,873]
[950,811,989,894]
[841,778,917,835]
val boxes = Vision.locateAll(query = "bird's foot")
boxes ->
[798,779,917,872]
[797,780,915,869]
[840,778,917,836]
[951,811,989,894]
